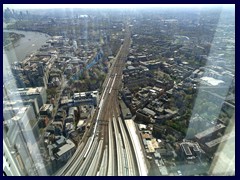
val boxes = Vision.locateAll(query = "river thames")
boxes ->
[4,30,50,63]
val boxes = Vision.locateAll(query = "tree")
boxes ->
[47,88,57,97]
[39,128,45,136]
[166,135,176,142]
[69,78,74,85]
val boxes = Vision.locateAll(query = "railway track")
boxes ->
[65,136,94,176]
[75,138,99,176]
[86,139,104,176]
[97,146,108,176]
[112,115,125,176]
[58,23,137,176]
[117,116,137,176]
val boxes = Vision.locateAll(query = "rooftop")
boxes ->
[143,107,156,116]
[200,77,224,86]
[55,139,76,157]
[40,104,53,111]
[12,87,44,96]
[205,133,234,148]
[119,100,132,119]
[195,123,226,140]
[181,143,192,156]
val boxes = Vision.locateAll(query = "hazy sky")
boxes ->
[3,4,234,10]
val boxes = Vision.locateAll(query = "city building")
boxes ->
[40,104,54,118]
[8,87,47,110]
[179,141,204,160]
[123,65,149,90]
[73,91,99,106]
[195,123,226,143]
[202,133,235,155]
[73,40,78,50]
[119,100,132,119]
[46,136,76,171]
[3,105,40,175]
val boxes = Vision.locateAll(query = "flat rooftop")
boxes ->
[200,77,224,86]
[13,87,44,96]
[205,133,235,148]
[56,139,75,157]
[181,143,192,156]
[40,104,53,111]
[195,123,226,140]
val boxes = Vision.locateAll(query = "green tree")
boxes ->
[39,128,45,136]
[166,135,176,142]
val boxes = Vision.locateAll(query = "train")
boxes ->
[109,73,117,94]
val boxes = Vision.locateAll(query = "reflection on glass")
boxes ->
[3,4,235,176]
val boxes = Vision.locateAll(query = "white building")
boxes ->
[73,91,99,106]
[73,40,78,50]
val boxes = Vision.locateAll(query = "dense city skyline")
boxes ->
[3,5,235,176]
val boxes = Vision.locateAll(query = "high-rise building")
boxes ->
[73,40,78,50]
[3,105,40,175]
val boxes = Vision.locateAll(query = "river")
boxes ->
[3,30,51,82]
[3,30,51,64]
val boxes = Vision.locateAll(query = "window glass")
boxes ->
[3,4,235,176]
